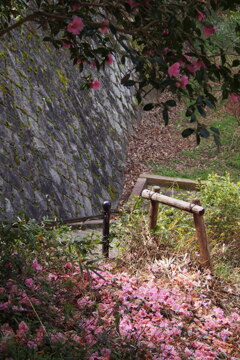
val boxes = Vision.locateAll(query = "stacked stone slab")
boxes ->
[0,30,139,221]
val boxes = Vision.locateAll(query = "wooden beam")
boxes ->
[129,177,148,198]
[142,189,204,215]
[140,173,205,190]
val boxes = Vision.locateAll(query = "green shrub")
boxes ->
[199,173,240,240]
[114,174,240,280]
[0,217,101,282]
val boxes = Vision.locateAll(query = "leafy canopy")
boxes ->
[0,1,239,143]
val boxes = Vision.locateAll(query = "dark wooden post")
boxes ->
[192,198,212,271]
[102,201,111,258]
[149,186,161,230]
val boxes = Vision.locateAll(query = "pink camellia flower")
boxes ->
[72,4,81,10]
[230,93,239,101]
[144,49,153,56]
[179,75,189,89]
[62,41,71,49]
[163,47,171,55]
[32,259,43,271]
[106,54,113,65]
[187,60,206,73]
[197,10,205,22]
[162,29,170,35]
[90,80,101,90]
[64,262,72,269]
[128,1,139,9]
[99,20,109,34]
[185,347,193,356]
[67,16,84,35]
[203,25,217,37]
[168,62,181,77]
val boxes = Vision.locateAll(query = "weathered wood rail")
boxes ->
[142,186,212,271]
[129,173,206,202]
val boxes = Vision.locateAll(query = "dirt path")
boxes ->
[121,101,195,203]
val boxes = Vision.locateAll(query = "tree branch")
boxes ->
[0,11,67,38]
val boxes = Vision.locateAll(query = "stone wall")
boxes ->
[0,29,139,221]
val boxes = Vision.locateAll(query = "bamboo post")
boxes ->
[102,201,111,258]
[192,198,212,271]
[149,186,161,230]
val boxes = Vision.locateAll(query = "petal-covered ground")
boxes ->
[0,258,239,359]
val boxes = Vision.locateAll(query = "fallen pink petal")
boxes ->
[230,93,239,101]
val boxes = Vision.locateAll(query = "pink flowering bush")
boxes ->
[0,1,239,143]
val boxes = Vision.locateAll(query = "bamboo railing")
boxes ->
[142,186,212,271]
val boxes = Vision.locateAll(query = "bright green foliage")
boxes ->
[114,174,240,281]
[199,174,240,265]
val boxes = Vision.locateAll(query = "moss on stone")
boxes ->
[107,185,118,200]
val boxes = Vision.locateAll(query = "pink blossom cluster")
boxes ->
[168,54,208,89]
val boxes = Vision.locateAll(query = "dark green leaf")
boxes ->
[213,134,221,147]
[185,106,195,117]
[109,23,117,35]
[162,108,169,126]
[196,133,201,145]
[136,92,142,105]
[210,126,220,135]
[43,37,52,42]
[165,100,176,107]
[199,127,210,138]
[196,96,203,105]
[123,80,136,87]
[190,113,197,122]
[210,0,217,10]
[234,47,240,55]
[197,105,206,118]
[232,59,240,67]
[205,99,215,109]
[143,103,154,111]
[222,89,228,100]
[182,128,195,138]
[121,73,130,84]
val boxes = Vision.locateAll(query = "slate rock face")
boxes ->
[0,30,140,221]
